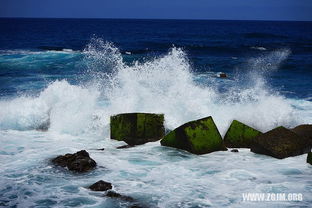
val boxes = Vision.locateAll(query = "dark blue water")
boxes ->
[0,18,312,99]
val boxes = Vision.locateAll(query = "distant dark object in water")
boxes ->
[38,46,65,51]
[92,148,105,151]
[105,191,134,202]
[52,150,96,172]
[218,73,227,78]
[307,152,312,165]
[117,144,135,149]
[89,180,112,191]
[251,127,311,159]
[231,149,239,152]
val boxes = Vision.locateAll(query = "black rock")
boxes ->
[307,152,312,165]
[117,145,135,149]
[89,180,112,191]
[231,149,239,152]
[219,73,227,78]
[251,127,311,159]
[292,124,312,145]
[52,150,96,172]
[105,191,134,202]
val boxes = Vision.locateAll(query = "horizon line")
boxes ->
[0,16,311,22]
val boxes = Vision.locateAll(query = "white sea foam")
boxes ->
[0,39,310,136]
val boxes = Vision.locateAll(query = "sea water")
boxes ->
[0,19,311,207]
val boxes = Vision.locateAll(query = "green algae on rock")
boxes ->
[160,116,227,154]
[224,120,262,148]
[251,126,311,159]
[110,113,165,145]
[307,152,312,165]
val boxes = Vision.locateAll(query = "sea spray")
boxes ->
[0,39,306,136]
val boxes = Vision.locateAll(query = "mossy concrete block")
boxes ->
[307,152,312,165]
[224,120,262,148]
[251,126,311,159]
[110,113,164,145]
[160,116,227,155]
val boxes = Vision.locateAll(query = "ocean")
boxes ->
[0,18,311,207]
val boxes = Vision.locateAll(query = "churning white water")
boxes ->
[0,38,311,207]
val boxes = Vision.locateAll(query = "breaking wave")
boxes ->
[0,38,310,135]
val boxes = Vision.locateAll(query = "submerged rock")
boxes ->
[231,149,239,152]
[105,191,134,202]
[110,113,165,145]
[52,150,96,172]
[160,116,227,154]
[251,127,311,159]
[307,152,312,165]
[224,120,262,148]
[117,144,135,149]
[89,180,112,191]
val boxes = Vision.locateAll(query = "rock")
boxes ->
[105,191,134,202]
[251,126,311,159]
[52,150,96,172]
[307,152,312,165]
[224,120,262,148]
[89,180,112,191]
[110,113,165,145]
[117,144,135,149]
[292,124,312,144]
[219,72,227,78]
[231,149,239,152]
[160,116,227,154]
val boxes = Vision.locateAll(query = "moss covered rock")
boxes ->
[160,116,226,154]
[110,113,164,145]
[307,152,312,165]
[224,120,262,148]
[251,126,311,159]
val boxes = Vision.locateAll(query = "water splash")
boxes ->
[0,39,308,135]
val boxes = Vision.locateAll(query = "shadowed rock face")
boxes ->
[224,120,262,148]
[52,150,96,172]
[292,125,312,145]
[251,127,311,159]
[161,116,227,155]
[105,191,134,202]
[110,113,165,145]
[307,152,312,165]
[89,180,112,191]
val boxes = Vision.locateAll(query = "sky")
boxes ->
[0,0,312,21]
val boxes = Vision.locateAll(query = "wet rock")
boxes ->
[231,149,239,152]
[89,180,112,191]
[161,116,227,154]
[110,113,165,145]
[292,124,312,144]
[224,120,262,148]
[105,191,134,202]
[307,152,312,165]
[218,72,227,78]
[52,150,96,172]
[117,144,135,149]
[251,127,311,159]
[95,148,105,151]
